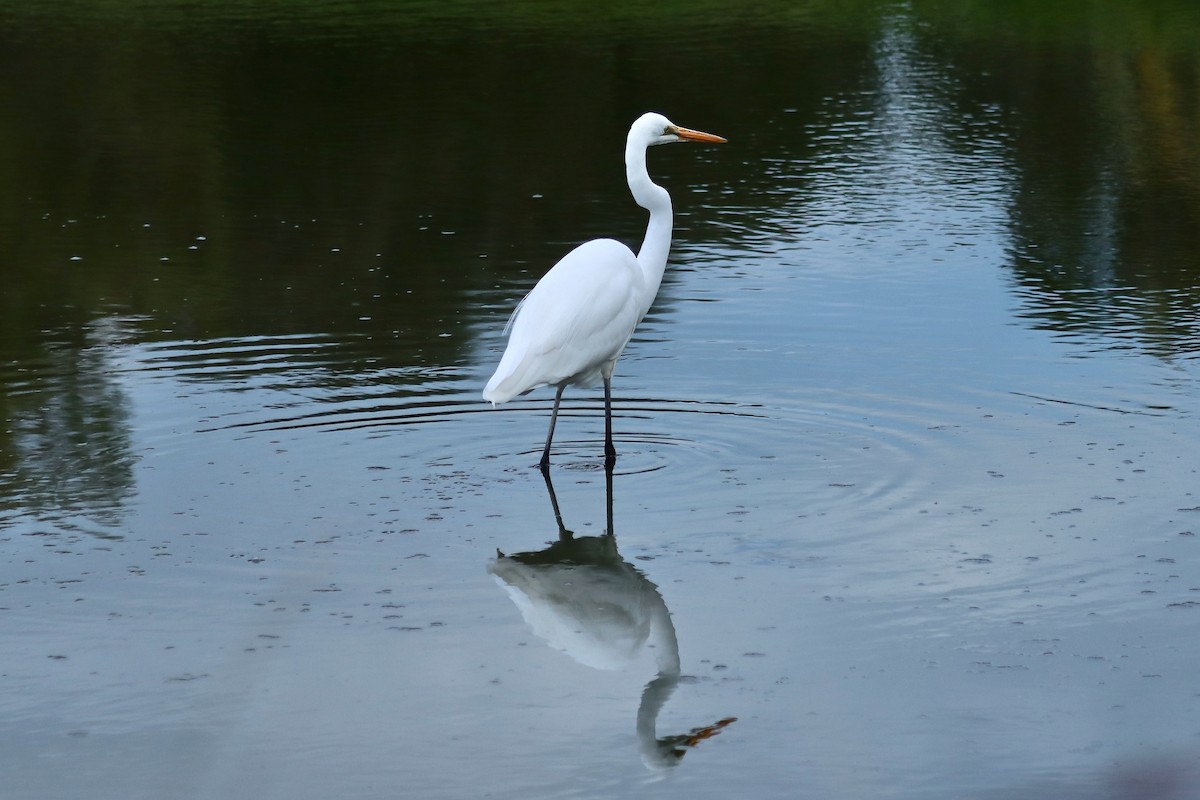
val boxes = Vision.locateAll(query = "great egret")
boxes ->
[483,112,726,469]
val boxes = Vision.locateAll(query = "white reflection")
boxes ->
[488,466,734,769]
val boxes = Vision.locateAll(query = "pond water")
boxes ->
[2,2,1200,798]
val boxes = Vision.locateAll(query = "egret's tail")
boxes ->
[483,345,545,406]
[482,370,518,406]
[483,379,527,406]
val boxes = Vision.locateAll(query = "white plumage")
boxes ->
[483,112,726,468]
[484,238,641,403]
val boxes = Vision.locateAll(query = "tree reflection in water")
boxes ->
[1,317,136,537]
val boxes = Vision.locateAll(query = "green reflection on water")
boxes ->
[1,0,1195,349]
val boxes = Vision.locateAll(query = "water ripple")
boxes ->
[175,359,955,523]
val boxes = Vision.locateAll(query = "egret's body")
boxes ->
[483,112,725,468]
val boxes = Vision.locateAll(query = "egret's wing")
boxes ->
[484,239,642,404]
[501,294,526,337]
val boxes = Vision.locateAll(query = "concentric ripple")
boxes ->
[110,333,1009,537]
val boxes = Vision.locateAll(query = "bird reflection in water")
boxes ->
[488,465,735,769]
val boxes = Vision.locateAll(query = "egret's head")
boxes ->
[631,112,727,148]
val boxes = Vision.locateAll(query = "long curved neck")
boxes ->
[625,140,673,317]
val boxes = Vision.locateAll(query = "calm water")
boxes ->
[3,2,1200,798]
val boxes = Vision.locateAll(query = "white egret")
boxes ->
[483,112,726,468]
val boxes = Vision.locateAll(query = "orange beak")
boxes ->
[671,125,728,144]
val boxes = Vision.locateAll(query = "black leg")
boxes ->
[540,462,572,540]
[603,376,617,466]
[540,385,565,470]
[604,457,614,536]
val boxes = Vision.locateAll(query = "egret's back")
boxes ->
[483,238,643,405]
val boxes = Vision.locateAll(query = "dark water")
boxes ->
[3,2,1200,798]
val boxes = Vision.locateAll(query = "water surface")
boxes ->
[2,2,1199,798]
